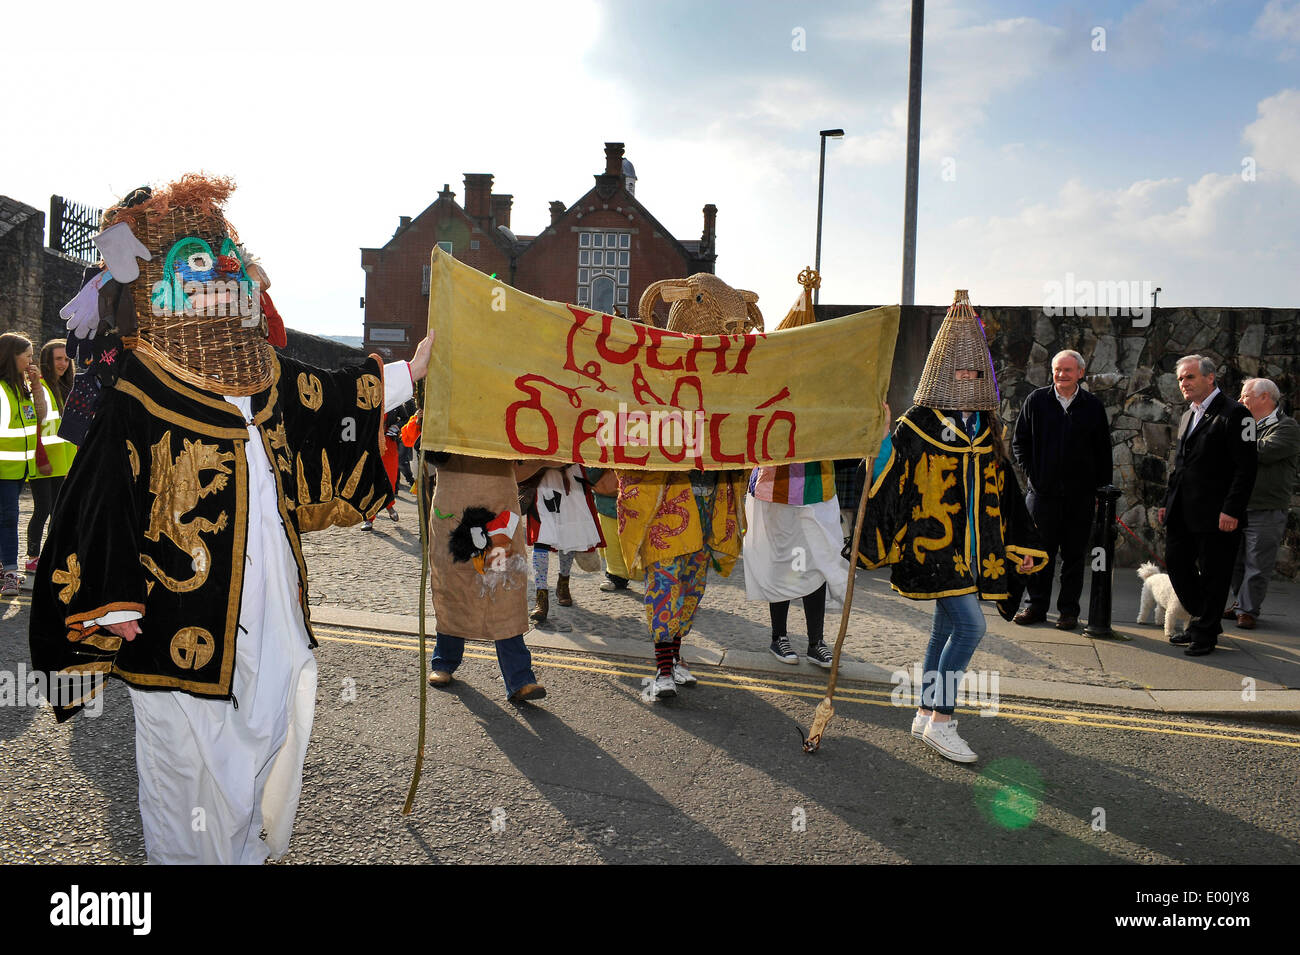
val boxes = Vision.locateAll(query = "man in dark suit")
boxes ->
[1158,355,1257,656]
[1010,349,1113,630]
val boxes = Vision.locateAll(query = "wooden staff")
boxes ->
[802,454,875,753]
[402,451,431,814]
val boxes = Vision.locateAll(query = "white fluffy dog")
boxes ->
[1136,562,1191,638]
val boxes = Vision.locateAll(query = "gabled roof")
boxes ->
[362,191,515,258]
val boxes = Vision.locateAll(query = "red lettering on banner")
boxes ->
[657,409,688,465]
[505,375,560,455]
[669,376,705,413]
[683,335,730,374]
[756,386,791,409]
[571,408,608,464]
[596,314,644,365]
[708,412,745,464]
[645,326,686,371]
[763,411,797,460]
[630,364,665,405]
[562,306,613,392]
[613,438,650,467]
[731,333,764,375]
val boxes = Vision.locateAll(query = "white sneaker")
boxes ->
[0,571,18,597]
[910,710,931,740]
[922,719,977,763]
[640,673,678,702]
[672,661,697,686]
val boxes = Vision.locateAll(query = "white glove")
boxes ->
[60,272,111,339]
[93,222,151,283]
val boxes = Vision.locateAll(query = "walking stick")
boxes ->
[802,456,874,753]
[402,456,431,815]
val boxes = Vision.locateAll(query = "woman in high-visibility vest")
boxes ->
[25,338,76,572]
[0,333,41,596]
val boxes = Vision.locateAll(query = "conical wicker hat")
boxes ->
[774,267,819,332]
[913,290,998,411]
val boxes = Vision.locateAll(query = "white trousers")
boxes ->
[127,397,316,865]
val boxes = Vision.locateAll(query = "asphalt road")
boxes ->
[3,611,1297,865]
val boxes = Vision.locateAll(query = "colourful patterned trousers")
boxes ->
[644,548,710,646]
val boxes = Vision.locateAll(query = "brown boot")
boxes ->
[529,588,548,625]
[556,574,573,607]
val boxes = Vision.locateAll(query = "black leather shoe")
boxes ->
[1055,615,1079,631]
[1168,632,1192,645]
[1184,643,1216,657]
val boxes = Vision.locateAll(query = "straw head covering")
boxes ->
[913,290,999,411]
[100,174,275,395]
[636,273,762,335]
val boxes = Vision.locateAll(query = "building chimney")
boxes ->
[701,204,717,254]
[490,194,513,230]
[463,173,494,221]
[604,142,625,178]
[399,215,411,229]
[438,183,455,202]
[549,200,566,225]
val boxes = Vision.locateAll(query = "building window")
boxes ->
[422,264,431,294]
[592,276,616,314]
[437,241,453,254]
[470,239,480,250]
[576,230,630,312]
[369,327,407,343]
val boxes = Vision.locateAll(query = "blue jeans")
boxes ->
[0,479,22,570]
[431,633,537,697]
[921,593,987,715]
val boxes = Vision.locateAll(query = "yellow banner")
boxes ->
[423,249,899,470]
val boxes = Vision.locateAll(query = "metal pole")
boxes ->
[815,135,827,307]
[900,0,924,307]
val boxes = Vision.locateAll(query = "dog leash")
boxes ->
[1115,516,1167,570]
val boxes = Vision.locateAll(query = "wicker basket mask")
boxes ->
[105,176,274,396]
[913,290,999,411]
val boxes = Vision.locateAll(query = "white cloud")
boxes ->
[1243,88,1300,186]
[1255,0,1300,44]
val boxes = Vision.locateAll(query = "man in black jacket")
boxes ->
[1158,355,1257,656]
[1010,350,1113,630]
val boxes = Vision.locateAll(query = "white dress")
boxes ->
[119,369,412,864]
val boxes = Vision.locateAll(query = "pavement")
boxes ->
[12,483,1300,719]
[298,484,1300,722]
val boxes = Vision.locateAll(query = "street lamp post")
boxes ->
[814,128,844,307]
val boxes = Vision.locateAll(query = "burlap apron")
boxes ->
[428,455,529,639]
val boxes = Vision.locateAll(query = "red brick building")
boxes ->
[360,143,718,360]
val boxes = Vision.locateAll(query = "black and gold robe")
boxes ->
[856,405,1046,600]
[28,350,393,719]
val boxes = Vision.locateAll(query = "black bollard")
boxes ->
[1084,485,1127,640]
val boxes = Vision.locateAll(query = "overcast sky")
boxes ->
[3,0,1297,338]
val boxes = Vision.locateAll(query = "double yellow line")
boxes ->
[314,625,1300,750]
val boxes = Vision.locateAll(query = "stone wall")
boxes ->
[819,303,1300,577]
[0,198,48,343]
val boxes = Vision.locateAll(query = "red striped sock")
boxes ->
[671,636,682,663]
[654,644,675,677]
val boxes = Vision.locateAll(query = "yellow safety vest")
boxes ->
[0,380,39,480]
[34,380,76,479]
